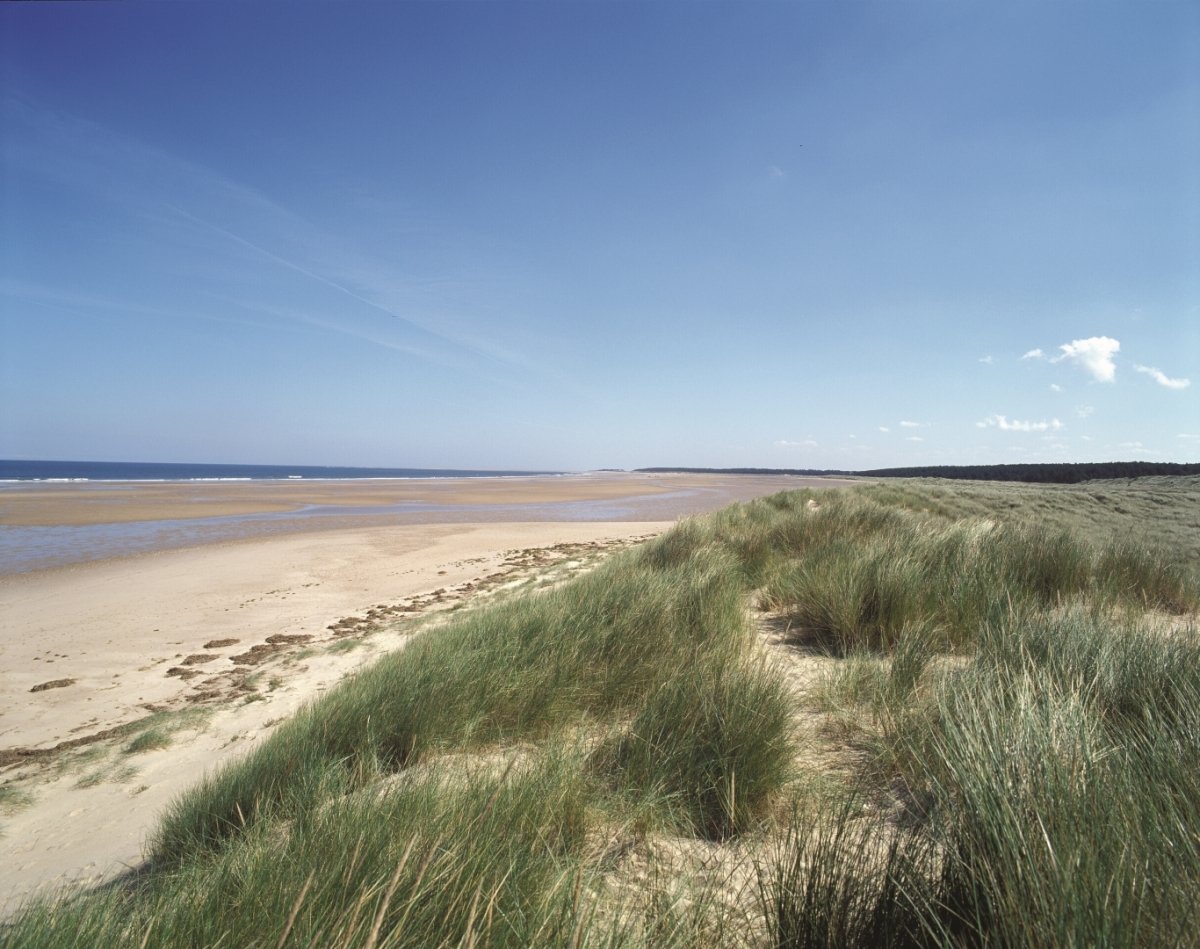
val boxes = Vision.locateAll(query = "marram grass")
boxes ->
[151,541,757,864]
[596,652,795,840]
[766,608,1200,949]
[4,477,1198,947]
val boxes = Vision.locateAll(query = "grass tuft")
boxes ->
[598,654,795,840]
[123,728,173,755]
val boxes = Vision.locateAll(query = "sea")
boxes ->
[0,459,561,482]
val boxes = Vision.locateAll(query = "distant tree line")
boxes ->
[857,462,1200,483]
[636,462,1200,484]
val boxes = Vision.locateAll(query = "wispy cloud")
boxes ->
[0,278,306,343]
[165,206,543,374]
[2,95,299,227]
[976,414,1064,433]
[878,426,890,433]
[3,95,539,378]
[170,206,411,320]
[767,165,787,181]
[217,297,443,363]
[978,355,994,365]
[1051,336,1120,382]
[1021,348,1045,360]
[1134,364,1191,390]
[1049,383,1063,392]
[899,420,923,428]
[1076,405,1095,419]
[775,439,818,448]
[906,436,924,442]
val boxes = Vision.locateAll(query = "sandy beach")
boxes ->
[0,472,855,913]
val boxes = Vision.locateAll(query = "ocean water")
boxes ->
[0,459,561,482]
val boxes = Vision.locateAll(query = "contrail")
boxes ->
[167,204,412,325]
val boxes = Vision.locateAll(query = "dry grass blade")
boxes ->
[275,871,314,949]
[364,857,408,949]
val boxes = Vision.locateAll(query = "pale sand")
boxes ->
[0,473,856,913]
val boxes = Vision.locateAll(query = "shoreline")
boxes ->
[0,472,659,530]
[0,472,856,528]
[0,472,858,574]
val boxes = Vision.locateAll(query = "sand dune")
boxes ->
[0,473,854,913]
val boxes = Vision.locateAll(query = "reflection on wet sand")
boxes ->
[0,473,858,573]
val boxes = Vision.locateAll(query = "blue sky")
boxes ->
[2,1,1197,470]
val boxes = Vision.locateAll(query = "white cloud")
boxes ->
[878,426,890,433]
[1076,405,1095,419]
[976,414,1065,433]
[1119,441,1143,449]
[775,439,818,448]
[1134,364,1191,390]
[1179,433,1200,442]
[899,420,923,428]
[768,165,787,181]
[1051,336,1120,382]
[1080,435,1093,442]
[1021,348,1045,360]
[906,436,924,442]
[978,355,994,365]
[1049,384,1063,392]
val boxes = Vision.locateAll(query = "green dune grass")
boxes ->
[4,477,1197,947]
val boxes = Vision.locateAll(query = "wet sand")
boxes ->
[0,472,858,575]
[0,471,849,527]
